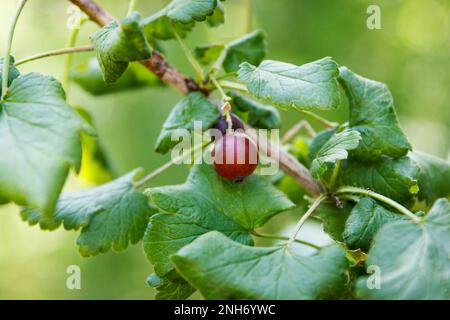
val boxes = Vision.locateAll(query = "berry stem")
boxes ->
[14,45,94,67]
[134,140,211,189]
[1,0,28,100]
[335,186,421,223]
[287,194,327,248]
[251,230,321,250]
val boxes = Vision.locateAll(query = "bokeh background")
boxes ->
[0,0,449,299]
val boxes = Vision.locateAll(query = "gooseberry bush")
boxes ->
[1,0,449,300]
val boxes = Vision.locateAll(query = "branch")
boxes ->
[69,0,322,196]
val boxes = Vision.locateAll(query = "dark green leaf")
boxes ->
[141,0,217,40]
[155,92,221,154]
[70,58,161,95]
[343,197,405,250]
[0,56,20,96]
[21,170,154,256]
[90,12,152,83]
[310,129,361,179]
[338,67,411,161]
[143,163,293,276]
[238,57,340,111]
[172,231,349,299]
[228,91,281,129]
[315,202,353,242]
[0,73,92,215]
[356,198,450,299]
[223,30,267,73]
[340,156,420,203]
[409,151,450,205]
[194,43,224,65]
[147,271,195,300]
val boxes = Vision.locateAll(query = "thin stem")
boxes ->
[287,194,327,247]
[281,120,316,144]
[14,46,94,66]
[127,0,138,16]
[215,71,237,81]
[251,230,321,250]
[218,80,248,93]
[208,46,228,78]
[246,0,252,33]
[299,110,338,129]
[63,17,88,90]
[2,0,28,100]
[328,159,341,189]
[211,76,229,102]
[134,140,211,189]
[335,186,421,223]
[173,28,204,82]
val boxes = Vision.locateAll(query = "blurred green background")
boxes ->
[0,0,448,299]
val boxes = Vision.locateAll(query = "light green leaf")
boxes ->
[340,156,420,204]
[356,198,450,299]
[155,92,221,154]
[143,163,293,276]
[194,43,224,65]
[0,56,20,96]
[21,170,155,256]
[172,231,349,299]
[70,58,161,95]
[147,271,195,300]
[315,202,353,242]
[343,197,405,250]
[308,128,336,164]
[238,57,340,111]
[338,67,411,161]
[409,151,450,205]
[91,12,152,83]
[0,73,91,215]
[310,129,361,179]
[141,0,217,40]
[228,91,281,129]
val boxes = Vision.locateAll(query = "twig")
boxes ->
[2,0,28,99]
[14,45,94,66]
[335,186,421,223]
[251,230,321,250]
[287,194,327,247]
[281,120,316,144]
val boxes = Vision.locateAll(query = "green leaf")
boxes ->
[338,67,411,161]
[409,151,450,205]
[315,202,353,242]
[310,129,361,179]
[238,57,340,111]
[142,0,218,40]
[172,231,349,299]
[21,170,154,256]
[0,56,20,96]
[194,43,224,65]
[343,197,405,250]
[356,198,450,299]
[147,271,195,300]
[223,30,267,73]
[75,107,115,185]
[0,73,91,215]
[155,92,221,154]
[206,0,224,27]
[307,128,336,164]
[340,156,420,204]
[90,12,152,83]
[70,58,161,95]
[228,91,281,129]
[143,163,293,276]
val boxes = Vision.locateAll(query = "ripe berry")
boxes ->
[212,132,258,182]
